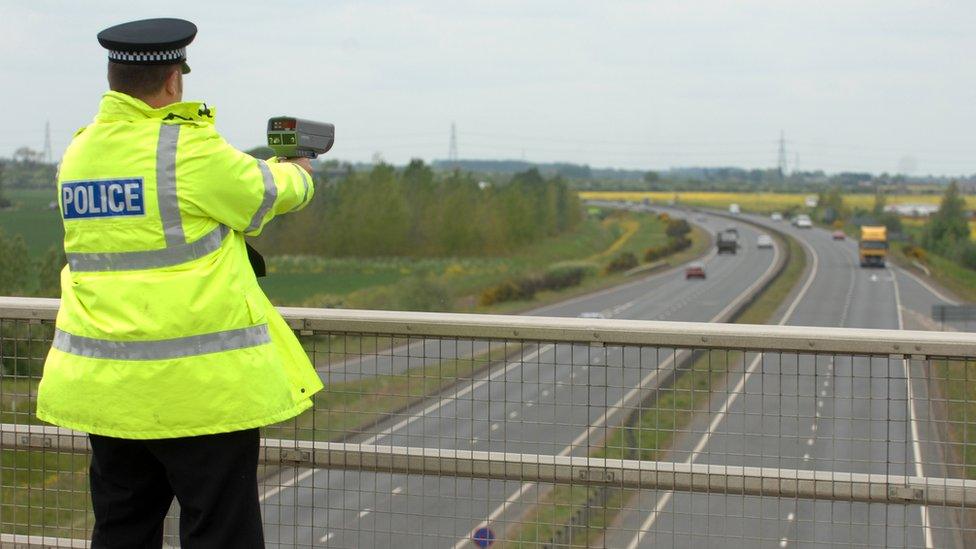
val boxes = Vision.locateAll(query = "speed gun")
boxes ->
[267,117,335,159]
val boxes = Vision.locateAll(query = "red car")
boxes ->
[832,230,846,241]
[685,262,706,279]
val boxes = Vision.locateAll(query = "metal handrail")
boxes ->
[3,424,973,508]
[3,296,975,358]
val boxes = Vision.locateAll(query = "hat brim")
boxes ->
[181,61,191,74]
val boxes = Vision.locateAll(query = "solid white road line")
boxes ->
[892,271,935,549]
[895,265,959,306]
[624,234,818,549]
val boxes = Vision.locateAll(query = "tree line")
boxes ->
[256,161,583,257]
[918,182,976,268]
[0,229,63,297]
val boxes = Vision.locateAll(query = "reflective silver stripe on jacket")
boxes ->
[156,124,185,246]
[291,163,310,212]
[66,225,229,272]
[247,159,278,232]
[52,323,271,360]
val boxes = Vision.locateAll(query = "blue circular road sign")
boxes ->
[473,527,495,547]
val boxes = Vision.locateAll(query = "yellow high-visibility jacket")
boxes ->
[36,91,323,439]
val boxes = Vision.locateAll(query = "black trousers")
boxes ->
[88,428,264,549]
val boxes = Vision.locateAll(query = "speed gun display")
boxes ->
[267,117,335,159]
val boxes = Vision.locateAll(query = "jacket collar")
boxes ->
[95,91,217,125]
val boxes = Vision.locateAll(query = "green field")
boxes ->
[1,188,682,311]
[259,212,671,309]
[0,188,62,259]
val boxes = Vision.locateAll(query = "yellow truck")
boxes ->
[859,226,887,267]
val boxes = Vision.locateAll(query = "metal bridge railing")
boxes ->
[2,297,976,548]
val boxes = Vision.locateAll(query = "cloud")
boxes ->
[1,0,974,174]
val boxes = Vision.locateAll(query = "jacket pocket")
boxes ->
[244,290,267,325]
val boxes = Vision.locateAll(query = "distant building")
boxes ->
[885,204,939,217]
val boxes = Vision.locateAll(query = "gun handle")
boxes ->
[245,242,267,278]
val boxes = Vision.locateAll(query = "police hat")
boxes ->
[97,18,197,74]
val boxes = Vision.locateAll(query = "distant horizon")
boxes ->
[5,150,973,182]
[3,1,974,177]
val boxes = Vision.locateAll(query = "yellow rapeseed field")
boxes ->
[579,191,976,214]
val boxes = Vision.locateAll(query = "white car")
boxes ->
[770,212,783,221]
[795,217,812,228]
[757,235,774,248]
[578,312,607,319]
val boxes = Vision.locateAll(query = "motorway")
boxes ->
[259,207,780,547]
[602,214,965,549]
[259,207,963,548]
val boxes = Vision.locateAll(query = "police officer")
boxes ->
[36,18,323,548]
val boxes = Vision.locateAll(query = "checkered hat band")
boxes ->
[108,47,186,63]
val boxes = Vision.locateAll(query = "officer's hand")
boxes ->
[283,157,314,175]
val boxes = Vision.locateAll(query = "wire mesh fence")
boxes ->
[2,299,976,548]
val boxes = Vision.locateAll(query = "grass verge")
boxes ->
[486,222,710,316]
[890,245,973,303]
[272,215,710,357]
[929,359,976,480]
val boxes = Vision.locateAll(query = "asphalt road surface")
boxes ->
[259,208,962,548]
[603,213,964,549]
[259,207,781,547]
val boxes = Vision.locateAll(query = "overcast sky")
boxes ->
[2,1,974,175]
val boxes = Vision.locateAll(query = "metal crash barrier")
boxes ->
[3,297,976,548]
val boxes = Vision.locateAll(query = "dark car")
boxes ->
[717,232,738,254]
[685,262,706,280]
